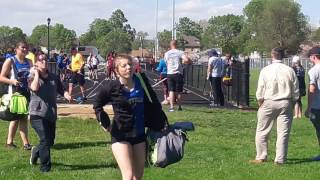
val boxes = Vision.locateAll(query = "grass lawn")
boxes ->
[0,69,317,179]
[1,105,320,180]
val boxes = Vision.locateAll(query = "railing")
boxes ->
[249,58,312,71]
[182,60,250,107]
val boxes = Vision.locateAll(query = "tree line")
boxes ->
[0,0,319,57]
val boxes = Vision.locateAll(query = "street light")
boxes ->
[47,17,51,60]
[140,36,144,59]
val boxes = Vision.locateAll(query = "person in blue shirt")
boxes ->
[4,47,15,59]
[57,51,70,81]
[0,42,33,150]
[156,58,169,105]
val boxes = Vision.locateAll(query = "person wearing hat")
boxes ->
[305,46,320,161]
[250,47,299,165]
[206,49,225,106]
[291,56,306,119]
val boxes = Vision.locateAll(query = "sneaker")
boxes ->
[249,159,267,164]
[30,146,38,165]
[169,107,174,112]
[178,106,182,111]
[5,143,17,149]
[311,155,320,161]
[23,144,32,151]
[161,100,169,105]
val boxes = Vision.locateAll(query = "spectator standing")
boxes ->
[57,51,71,82]
[29,53,71,172]
[69,47,86,100]
[164,40,190,112]
[26,48,37,64]
[87,53,94,80]
[292,56,306,119]
[0,41,33,150]
[206,49,225,107]
[156,58,169,105]
[249,47,299,165]
[305,46,320,161]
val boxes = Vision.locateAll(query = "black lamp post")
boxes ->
[47,17,51,60]
[140,36,144,59]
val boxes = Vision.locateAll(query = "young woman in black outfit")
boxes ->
[93,55,167,180]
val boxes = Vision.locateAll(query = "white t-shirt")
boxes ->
[208,56,225,77]
[164,49,185,75]
[308,64,320,109]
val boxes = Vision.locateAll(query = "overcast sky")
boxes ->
[0,0,319,38]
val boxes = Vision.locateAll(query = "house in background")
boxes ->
[182,35,201,53]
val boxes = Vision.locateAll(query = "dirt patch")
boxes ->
[57,104,113,119]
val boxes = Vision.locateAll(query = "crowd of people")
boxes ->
[1,40,320,179]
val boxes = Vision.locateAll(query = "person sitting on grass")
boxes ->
[28,53,71,172]
[93,55,167,180]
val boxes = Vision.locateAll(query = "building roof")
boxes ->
[130,48,153,57]
[182,35,201,48]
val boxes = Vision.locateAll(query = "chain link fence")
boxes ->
[249,57,312,71]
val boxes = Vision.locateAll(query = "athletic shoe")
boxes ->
[30,146,38,165]
[5,143,17,149]
[312,155,320,161]
[23,144,32,150]
[248,159,267,164]
[169,107,174,112]
[161,100,169,105]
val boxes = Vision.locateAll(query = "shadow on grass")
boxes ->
[53,141,111,150]
[53,162,117,171]
[286,158,315,164]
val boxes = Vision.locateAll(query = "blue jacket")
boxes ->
[156,59,167,77]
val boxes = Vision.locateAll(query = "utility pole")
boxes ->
[155,0,159,61]
[172,0,176,40]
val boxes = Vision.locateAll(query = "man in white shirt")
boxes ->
[206,49,225,106]
[164,40,190,112]
[250,47,299,165]
[305,46,320,161]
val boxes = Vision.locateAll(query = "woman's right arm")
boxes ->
[93,83,112,130]
[0,59,19,86]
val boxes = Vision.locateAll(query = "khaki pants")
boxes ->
[255,99,293,163]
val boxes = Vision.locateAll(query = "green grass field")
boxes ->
[0,70,319,180]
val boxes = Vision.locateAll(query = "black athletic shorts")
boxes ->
[71,71,85,86]
[167,73,184,93]
[111,135,146,145]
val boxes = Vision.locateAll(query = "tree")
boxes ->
[243,0,310,54]
[158,30,172,50]
[79,9,136,55]
[51,24,76,50]
[97,31,132,55]
[202,15,245,54]
[28,25,48,48]
[132,31,149,50]
[312,27,320,42]
[0,26,26,51]
[29,24,76,50]
[176,17,202,39]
